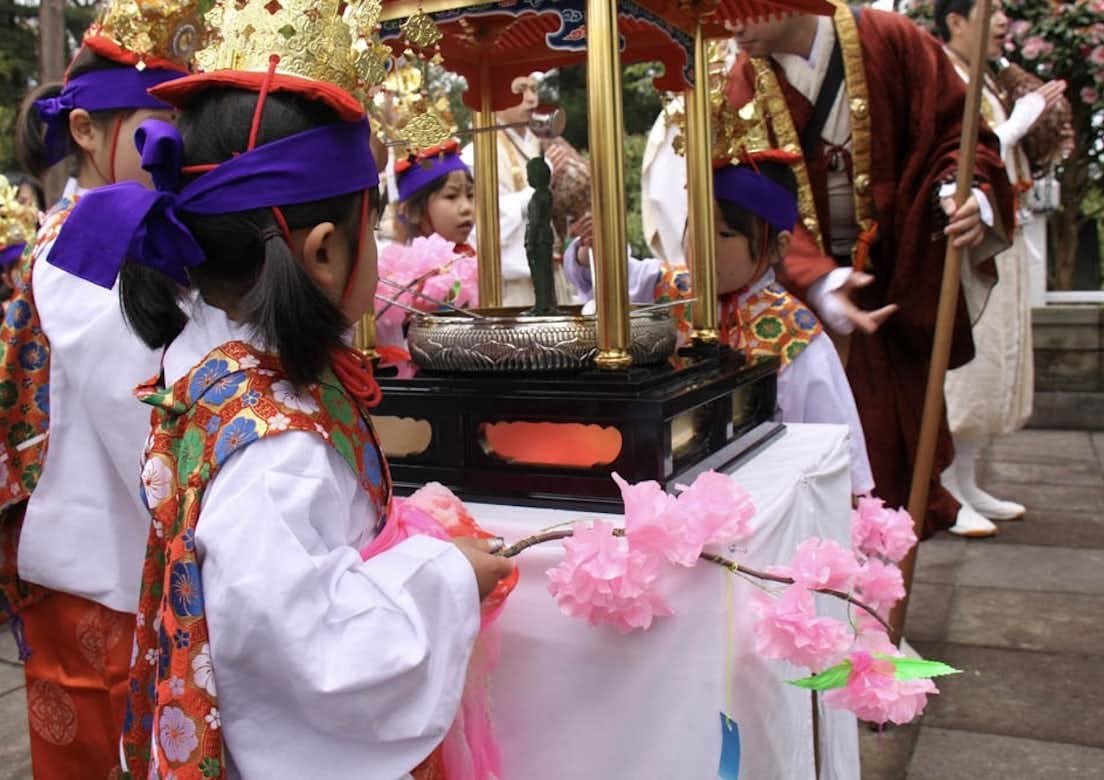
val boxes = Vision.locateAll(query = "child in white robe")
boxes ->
[565,156,874,495]
[49,42,514,779]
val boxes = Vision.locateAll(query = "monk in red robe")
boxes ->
[725,2,1014,537]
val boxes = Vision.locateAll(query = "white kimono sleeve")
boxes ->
[775,334,875,495]
[195,431,480,779]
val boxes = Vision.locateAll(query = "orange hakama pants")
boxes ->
[20,591,134,779]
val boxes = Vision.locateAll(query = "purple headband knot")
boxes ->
[47,117,379,289]
[713,165,799,233]
[33,68,182,168]
[397,152,470,202]
[0,244,26,270]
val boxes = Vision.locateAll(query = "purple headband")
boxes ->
[397,152,470,202]
[713,165,799,233]
[33,68,182,168]
[47,117,379,289]
[0,244,25,270]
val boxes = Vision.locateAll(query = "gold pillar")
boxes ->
[585,0,632,370]
[686,19,718,343]
[354,312,377,358]
[474,59,503,308]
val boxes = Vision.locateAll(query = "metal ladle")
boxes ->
[386,104,567,148]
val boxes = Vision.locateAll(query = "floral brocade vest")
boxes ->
[720,281,823,369]
[651,263,694,343]
[121,342,390,780]
[0,197,78,629]
[653,267,823,369]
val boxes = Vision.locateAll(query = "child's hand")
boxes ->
[453,537,515,601]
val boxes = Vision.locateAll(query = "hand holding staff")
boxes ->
[891,0,995,644]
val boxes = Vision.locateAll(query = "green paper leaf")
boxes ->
[787,660,853,691]
[875,655,961,681]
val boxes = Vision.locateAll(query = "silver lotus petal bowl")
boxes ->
[407,306,679,373]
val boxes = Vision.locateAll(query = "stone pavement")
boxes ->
[0,429,1100,779]
[861,429,1104,779]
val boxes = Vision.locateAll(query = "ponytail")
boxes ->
[118,264,187,349]
[239,226,348,386]
[15,83,64,178]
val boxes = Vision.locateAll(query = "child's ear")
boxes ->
[68,109,100,154]
[775,229,793,260]
[300,221,341,296]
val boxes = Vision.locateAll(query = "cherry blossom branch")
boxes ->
[500,529,893,634]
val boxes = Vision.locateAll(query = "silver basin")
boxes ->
[406,306,678,373]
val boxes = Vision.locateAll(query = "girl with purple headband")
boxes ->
[0,4,192,775]
[45,1,513,774]
[394,139,477,251]
[566,156,873,497]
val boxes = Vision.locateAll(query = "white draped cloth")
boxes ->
[474,423,860,779]
[160,301,481,779]
[944,58,1035,439]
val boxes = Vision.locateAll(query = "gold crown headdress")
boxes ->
[83,0,203,70]
[667,40,773,163]
[0,177,38,250]
[195,0,391,104]
[370,58,458,152]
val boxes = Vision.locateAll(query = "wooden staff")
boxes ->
[890,0,994,644]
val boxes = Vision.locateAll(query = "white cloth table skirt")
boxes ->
[472,423,861,779]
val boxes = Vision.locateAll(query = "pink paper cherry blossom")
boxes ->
[787,538,860,592]
[850,613,898,656]
[547,519,673,633]
[878,507,918,563]
[675,470,756,546]
[822,651,937,726]
[751,584,853,672]
[375,234,465,325]
[854,559,906,615]
[612,472,701,567]
[852,498,916,563]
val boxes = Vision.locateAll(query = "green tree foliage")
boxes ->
[0,5,38,172]
[541,61,665,257]
[543,61,664,152]
[0,1,100,173]
[906,0,1104,288]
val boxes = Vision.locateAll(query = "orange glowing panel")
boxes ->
[480,421,623,468]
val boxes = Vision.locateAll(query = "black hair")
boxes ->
[15,48,138,178]
[933,0,976,41]
[3,173,46,212]
[715,160,798,261]
[119,87,380,386]
[396,167,473,244]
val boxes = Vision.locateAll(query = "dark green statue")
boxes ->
[524,155,560,316]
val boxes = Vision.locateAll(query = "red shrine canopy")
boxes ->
[379,0,833,112]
